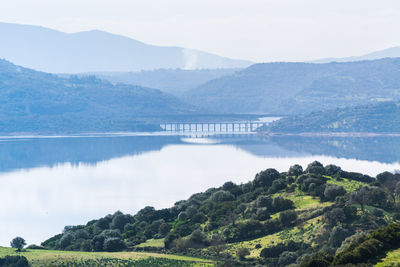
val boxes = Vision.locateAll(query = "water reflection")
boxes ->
[2,134,400,246]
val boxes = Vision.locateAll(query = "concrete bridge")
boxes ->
[160,121,268,133]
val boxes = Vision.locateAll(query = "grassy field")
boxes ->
[0,247,214,267]
[225,216,324,258]
[135,238,165,248]
[375,247,400,267]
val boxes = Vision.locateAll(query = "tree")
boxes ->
[350,186,371,212]
[254,168,280,187]
[103,237,126,252]
[10,237,26,252]
[279,210,297,227]
[324,184,346,201]
[305,161,325,175]
[288,164,303,177]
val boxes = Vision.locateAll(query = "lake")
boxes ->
[2,132,400,246]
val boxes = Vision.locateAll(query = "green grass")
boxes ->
[225,216,324,258]
[0,247,214,267]
[135,238,165,248]
[325,176,367,192]
[375,247,400,267]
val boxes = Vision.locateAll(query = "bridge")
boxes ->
[160,121,268,133]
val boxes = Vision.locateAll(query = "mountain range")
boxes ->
[0,22,252,73]
[314,46,400,63]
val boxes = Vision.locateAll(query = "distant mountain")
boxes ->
[314,46,400,63]
[266,101,400,133]
[0,22,252,73]
[0,59,198,134]
[84,68,241,96]
[183,58,400,114]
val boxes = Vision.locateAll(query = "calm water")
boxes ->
[2,132,400,246]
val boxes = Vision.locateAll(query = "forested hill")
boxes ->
[183,58,400,114]
[266,101,400,133]
[41,161,400,266]
[0,59,198,134]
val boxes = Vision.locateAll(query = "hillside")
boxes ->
[266,101,400,133]
[84,68,240,96]
[0,22,252,73]
[36,161,400,266]
[183,58,400,114]
[0,59,198,134]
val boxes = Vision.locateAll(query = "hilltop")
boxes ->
[36,161,400,266]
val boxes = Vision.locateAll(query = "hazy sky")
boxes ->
[1,0,400,62]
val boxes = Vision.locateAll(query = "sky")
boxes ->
[0,0,400,62]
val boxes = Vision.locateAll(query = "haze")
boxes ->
[1,0,400,62]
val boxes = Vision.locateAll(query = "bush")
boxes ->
[329,226,350,247]
[301,252,333,267]
[324,164,342,176]
[256,195,272,208]
[305,161,325,175]
[236,247,250,260]
[279,210,297,227]
[80,240,92,252]
[253,168,280,187]
[103,237,126,252]
[260,240,305,258]
[278,251,297,266]
[211,190,235,202]
[164,232,180,249]
[324,184,346,201]
[272,197,294,212]
[288,164,303,177]
[0,256,29,267]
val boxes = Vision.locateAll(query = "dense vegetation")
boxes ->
[0,59,198,134]
[41,161,400,266]
[267,101,400,133]
[183,58,400,114]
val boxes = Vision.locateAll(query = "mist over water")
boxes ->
[1,134,400,246]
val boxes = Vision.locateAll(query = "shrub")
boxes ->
[253,168,280,187]
[301,252,333,267]
[279,210,297,227]
[305,161,325,175]
[288,164,303,177]
[0,256,29,267]
[278,251,297,266]
[103,237,126,252]
[236,247,250,260]
[256,195,272,208]
[324,184,346,201]
[211,190,235,202]
[324,164,342,176]
[164,232,180,249]
[329,226,350,247]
